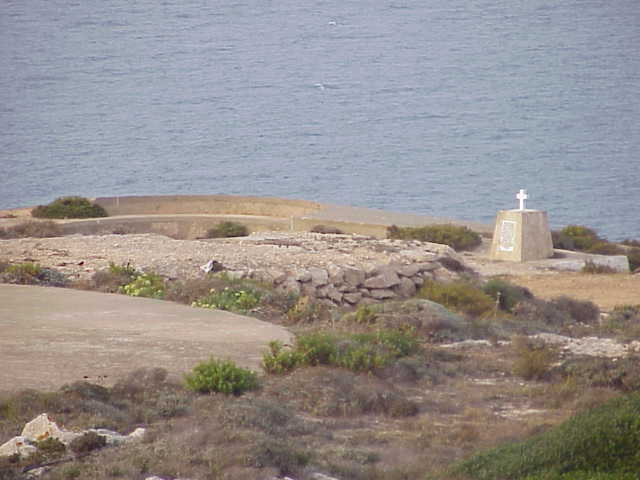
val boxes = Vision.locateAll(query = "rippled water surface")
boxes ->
[1,0,639,239]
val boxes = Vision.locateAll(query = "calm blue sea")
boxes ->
[1,0,639,240]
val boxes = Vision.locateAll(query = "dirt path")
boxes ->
[0,284,292,392]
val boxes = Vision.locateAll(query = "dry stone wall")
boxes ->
[0,232,469,306]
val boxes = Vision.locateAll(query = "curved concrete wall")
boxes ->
[94,195,322,218]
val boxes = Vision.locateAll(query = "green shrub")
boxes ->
[296,332,339,366]
[1,262,43,283]
[557,225,601,251]
[205,221,249,238]
[120,273,165,299]
[482,278,531,312]
[31,196,107,219]
[68,431,106,454]
[262,341,302,374]
[418,280,495,317]
[185,358,258,395]
[448,391,640,479]
[264,329,420,374]
[387,224,482,251]
[192,286,261,312]
[582,260,617,274]
[0,220,62,239]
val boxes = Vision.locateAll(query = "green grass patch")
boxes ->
[418,280,495,317]
[31,196,107,219]
[262,328,419,374]
[448,391,640,479]
[387,224,481,251]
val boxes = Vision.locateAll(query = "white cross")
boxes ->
[516,189,528,210]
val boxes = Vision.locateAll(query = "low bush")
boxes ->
[262,341,302,374]
[553,355,640,392]
[482,278,531,312]
[263,328,420,374]
[36,437,66,459]
[192,286,261,312]
[310,224,344,234]
[120,273,165,299]
[69,431,106,454]
[448,391,640,479]
[555,225,601,251]
[0,262,68,287]
[551,296,600,324]
[387,224,482,251]
[418,280,495,317]
[586,241,624,255]
[603,304,640,335]
[511,336,556,381]
[0,220,62,238]
[31,196,107,219]
[389,224,479,251]
[91,262,140,293]
[582,260,617,274]
[185,358,258,395]
[205,221,249,238]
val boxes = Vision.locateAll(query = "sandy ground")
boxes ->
[504,273,639,311]
[0,284,292,392]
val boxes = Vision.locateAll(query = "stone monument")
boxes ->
[489,189,554,262]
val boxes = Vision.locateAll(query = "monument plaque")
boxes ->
[498,220,516,252]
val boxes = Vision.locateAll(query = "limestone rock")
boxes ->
[326,286,343,303]
[279,277,301,295]
[369,289,396,300]
[343,292,363,304]
[89,427,146,446]
[395,277,416,297]
[364,269,400,289]
[0,436,37,458]
[416,261,439,272]
[343,266,365,288]
[398,263,421,277]
[295,269,312,282]
[21,413,80,444]
[309,267,329,286]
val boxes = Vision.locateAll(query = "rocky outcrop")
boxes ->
[0,413,146,459]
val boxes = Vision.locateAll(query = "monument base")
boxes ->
[489,210,554,262]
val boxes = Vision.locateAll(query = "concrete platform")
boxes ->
[0,285,292,392]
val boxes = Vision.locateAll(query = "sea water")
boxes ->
[1,0,639,239]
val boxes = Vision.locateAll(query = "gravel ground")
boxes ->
[0,232,455,282]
